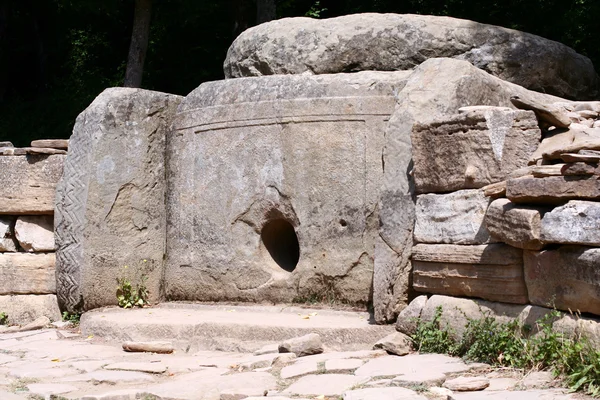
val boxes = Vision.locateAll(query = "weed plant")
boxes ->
[411,306,600,397]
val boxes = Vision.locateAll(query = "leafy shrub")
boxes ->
[410,306,600,397]
[61,311,81,325]
[116,275,148,309]
[0,312,8,326]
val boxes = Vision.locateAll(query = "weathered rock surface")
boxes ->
[0,217,17,252]
[15,216,55,252]
[506,176,600,204]
[278,333,323,357]
[376,57,561,323]
[0,253,56,294]
[485,198,549,250]
[412,244,527,304]
[0,154,64,215]
[414,190,494,245]
[0,294,60,325]
[412,109,540,193]
[560,162,599,176]
[524,246,600,314]
[167,72,409,308]
[541,201,600,246]
[373,332,411,356]
[224,13,598,99]
[55,88,182,313]
[0,141,13,147]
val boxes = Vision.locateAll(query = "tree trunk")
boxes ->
[124,0,152,88]
[256,0,276,24]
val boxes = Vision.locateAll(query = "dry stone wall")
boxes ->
[0,140,64,324]
[411,96,600,316]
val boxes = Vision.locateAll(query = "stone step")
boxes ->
[80,303,394,353]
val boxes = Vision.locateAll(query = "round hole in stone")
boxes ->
[261,219,300,272]
[339,219,348,227]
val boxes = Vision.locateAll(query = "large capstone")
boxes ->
[55,88,183,313]
[224,13,598,99]
[165,71,411,306]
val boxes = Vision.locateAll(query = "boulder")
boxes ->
[524,246,600,314]
[485,198,549,250]
[0,154,64,215]
[0,253,56,294]
[376,57,561,323]
[55,88,183,313]
[224,13,598,99]
[412,244,528,304]
[166,72,410,308]
[541,200,600,246]
[414,190,495,245]
[0,294,61,325]
[506,175,600,205]
[411,109,540,193]
[0,217,17,252]
[0,141,13,147]
[396,295,428,335]
[278,333,324,357]
[15,216,55,252]
[373,332,412,356]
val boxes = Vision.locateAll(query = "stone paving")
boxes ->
[0,324,588,400]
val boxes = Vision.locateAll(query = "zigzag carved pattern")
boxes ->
[55,118,93,313]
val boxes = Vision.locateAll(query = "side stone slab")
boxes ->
[55,88,183,313]
[0,155,64,215]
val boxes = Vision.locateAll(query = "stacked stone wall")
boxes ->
[411,100,600,316]
[0,140,66,324]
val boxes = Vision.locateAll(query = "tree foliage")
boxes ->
[1,0,598,146]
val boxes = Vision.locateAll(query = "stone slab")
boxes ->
[524,246,600,315]
[561,162,599,176]
[30,139,69,149]
[532,127,600,163]
[413,259,528,304]
[411,109,540,193]
[412,244,522,265]
[223,13,598,99]
[80,304,394,353]
[14,215,55,252]
[355,354,470,377]
[0,154,64,214]
[0,253,56,294]
[280,361,319,379]
[0,294,60,325]
[541,200,600,246]
[282,374,370,397]
[167,72,408,309]
[55,88,183,313]
[343,387,428,400]
[26,383,78,397]
[506,176,600,205]
[414,190,494,245]
[485,198,549,250]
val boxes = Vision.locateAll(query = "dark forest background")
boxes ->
[1,0,599,146]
